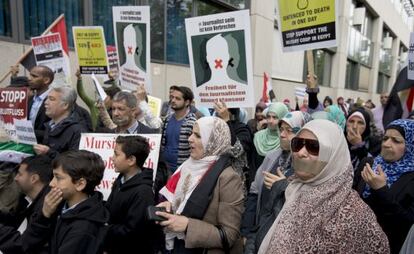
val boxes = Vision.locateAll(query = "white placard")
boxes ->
[113,6,151,93]
[185,10,254,108]
[79,133,161,200]
[13,119,37,145]
[31,33,71,86]
[91,73,108,102]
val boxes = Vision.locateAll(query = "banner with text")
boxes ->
[113,6,151,92]
[277,0,337,52]
[0,87,29,139]
[107,45,119,79]
[31,33,71,86]
[73,26,109,75]
[185,10,254,108]
[79,133,161,200]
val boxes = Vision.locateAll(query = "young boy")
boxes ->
[26,150,109,254]
[104,135,156,254]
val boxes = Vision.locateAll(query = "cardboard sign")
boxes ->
[31,33,71,86]
[73,26,109,75]
[113,6,151,92]
[79,133,161,200]
[185,10,254,108]
[277,0,337,52]
[0,87,29,140]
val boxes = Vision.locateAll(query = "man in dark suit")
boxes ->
[111,91,157,134]
[28,66,54,143]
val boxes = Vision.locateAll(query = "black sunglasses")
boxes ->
[291,137,320,156]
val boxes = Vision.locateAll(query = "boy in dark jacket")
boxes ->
[104,135,157,254]
[26,150,109,254]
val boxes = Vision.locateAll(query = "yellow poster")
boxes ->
[147,95,162,118]
[73,26,109,74]
[277,0,337,52]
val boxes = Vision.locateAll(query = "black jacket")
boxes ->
[113,120,158,134]
[42,113,86,159]
[362,172,414,254]
[26,191,109,254]
[104,169,157,254]
[0,186,50,254]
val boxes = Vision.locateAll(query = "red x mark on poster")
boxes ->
[128,46,133,54]
[215,59,223,69]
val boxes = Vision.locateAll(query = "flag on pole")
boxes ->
[383,66,414,127]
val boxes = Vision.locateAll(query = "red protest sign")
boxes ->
[0,87,29,124]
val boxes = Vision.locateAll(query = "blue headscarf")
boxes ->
[363,119,414,198]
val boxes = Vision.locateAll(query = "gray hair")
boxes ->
[50,84,77,111]
[112,91,137,109]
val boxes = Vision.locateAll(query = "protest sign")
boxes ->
[73,26,109,75]
[14,119,37,145]
[277,0,337,52]
[147,95,162,118]
[113,6,151,92]
[31,33,71,86]
[79,133,161,200]
[185,10,254,108]
[107,45,119,79]
[0,87,29,142]
[408,33,414,80]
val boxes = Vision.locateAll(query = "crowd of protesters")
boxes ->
[0,64,413,254]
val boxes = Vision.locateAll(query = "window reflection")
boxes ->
[0,0,11,37]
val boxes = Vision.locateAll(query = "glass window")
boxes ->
[345,60,359,90]
[303,50,332,87]
[221,0,246,9]
[166,0,192,64]
[92,0,135,47]
[314,50,332,87]
[150,0,165,61]
[24,0,84,46]
[197,1,225,16]
[377,73,390,93]
[0,0,11,37]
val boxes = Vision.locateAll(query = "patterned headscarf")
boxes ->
[279,111,312,134]
[363,119,414,198]
[259,120,389,253]
[325,105,346,130]
[253,102,289,156]
[198,116,231,157]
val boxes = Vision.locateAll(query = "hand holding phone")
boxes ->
[147,206,170,221]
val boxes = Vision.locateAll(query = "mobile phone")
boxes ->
[146,206,169,221]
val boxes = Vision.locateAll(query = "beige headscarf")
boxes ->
[259,119,389,254]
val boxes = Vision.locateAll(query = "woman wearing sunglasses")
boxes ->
[360,119,414,254]
[258,119,389,254]
[243,111,311,254]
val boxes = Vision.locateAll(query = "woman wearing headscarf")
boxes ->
[258,119,389,254]
[247,102,267,135]
[311,104,346,130]
[252,102,288,170]
[360,119,414,254]
[242,111,311,254]
[156,116,244,253]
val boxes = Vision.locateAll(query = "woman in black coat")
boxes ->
[359,119,414,254]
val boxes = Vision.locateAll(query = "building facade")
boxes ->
[0,0,413,109]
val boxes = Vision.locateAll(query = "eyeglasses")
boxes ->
[279,126,294,134]
[291,137,320,156]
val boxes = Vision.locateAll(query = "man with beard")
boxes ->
[161,86,197,173]
[111,91,157,134]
